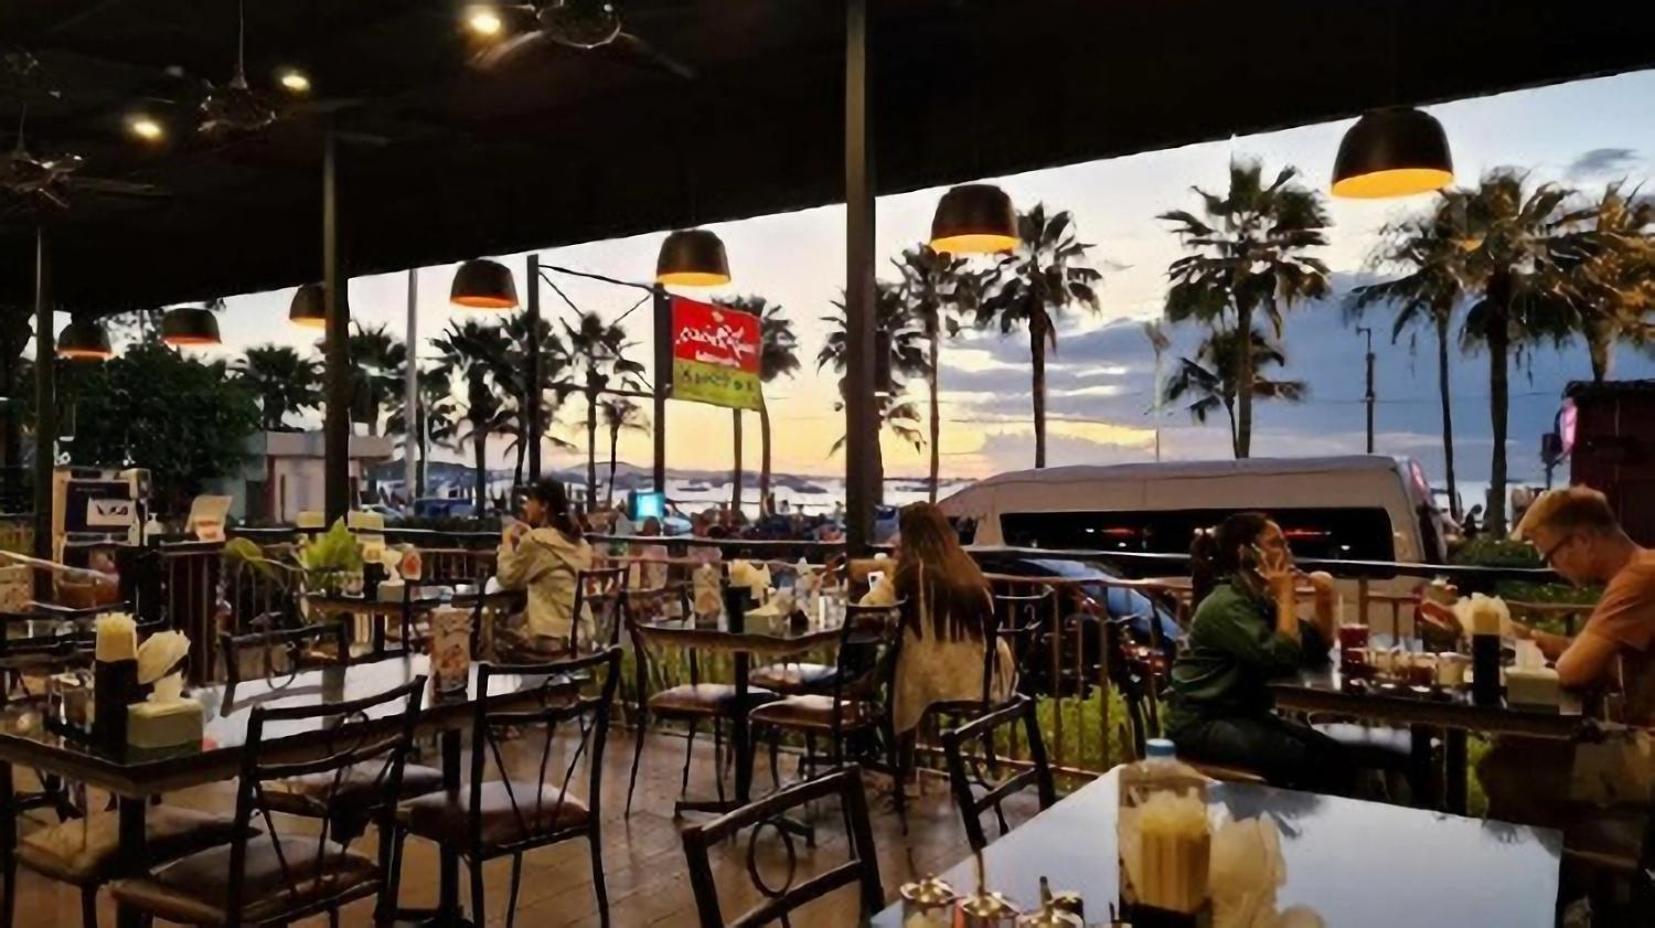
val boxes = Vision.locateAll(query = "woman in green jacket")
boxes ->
[1164,512,1354,794]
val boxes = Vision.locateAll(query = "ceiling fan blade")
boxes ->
[611,32,696,80]
[471,30,559,72]
[72,177,171,198]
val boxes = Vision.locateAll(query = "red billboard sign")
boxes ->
[670,296,762,409]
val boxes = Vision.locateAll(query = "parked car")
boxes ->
[411,497,476,520]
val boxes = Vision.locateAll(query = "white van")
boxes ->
[940,456,1448,601]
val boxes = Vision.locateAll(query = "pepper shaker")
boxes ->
[897,874,957,928]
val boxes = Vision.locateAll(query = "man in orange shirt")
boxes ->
[1474,486,1655,828]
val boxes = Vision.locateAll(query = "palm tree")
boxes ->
[386,365,460,498]
[599,397,649,506]
[820,282,930,502]
[1562,182,1655,382]
[499,311,575,486]
[895,245,979,500]
[346,324,407,436]
[719,295,800,512]
[1351,203,1471,518]
[1163,327,1306,456]
[975,205,1103,468]
[431,319,514,508]
[232,344,323,430]
[557,311,645,503]
[1160,160,1331,458]
[1449,170,1583,532]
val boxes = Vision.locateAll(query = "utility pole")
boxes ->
[1357,325,1376,454]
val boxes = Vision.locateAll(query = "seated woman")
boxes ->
[858,503,1017,735]
[496,478,593,652]
[629,516,670,589]
[1163,512,1354,794]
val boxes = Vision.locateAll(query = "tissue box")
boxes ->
[1506,667,1561,707]
[127,698,204,749]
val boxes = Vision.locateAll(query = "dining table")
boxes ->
[0,652,576,928]
[304,583,524,660]
[1271,661,1586,814]
[632,596,845,815]
[870,767,1564,927]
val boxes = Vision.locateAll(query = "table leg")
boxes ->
[1,762,16,928]
[1444,728,1468,815]
[732,651,753,805]
[1409,725,1438,810]
[114,795,149,928]
[436,728,467,926]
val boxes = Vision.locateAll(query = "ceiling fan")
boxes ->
[0,113,168,217]
[192,0,280,136]
[472,1,695,80]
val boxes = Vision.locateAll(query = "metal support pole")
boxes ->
[1359,325,1376,454]
[323,129,351,523]
[843,0,876,555]
[527,253,543,482]
[652,286,670,495]
[31,227,53,570]
[403,268,418,500]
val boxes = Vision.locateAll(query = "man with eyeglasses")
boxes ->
[1472,486,1655,833]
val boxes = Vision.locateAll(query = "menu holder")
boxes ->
[92,658,140,752]
[1119,902,1212,928]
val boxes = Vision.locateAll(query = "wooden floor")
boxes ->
[8,729,1043,927]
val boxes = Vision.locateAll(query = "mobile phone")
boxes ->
[1239,543,1263,576]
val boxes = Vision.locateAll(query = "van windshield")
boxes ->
[999,507,1396,562]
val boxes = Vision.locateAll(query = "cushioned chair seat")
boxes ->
[109,836,379,927]
[1563,811,1648,871]
[750,662,838,695]
[19,806,246,885]
[260,763,445,819]
[748,694,878,732]
[1313,722,1418,768]
[400,781,589,850]
[648,684,773,716]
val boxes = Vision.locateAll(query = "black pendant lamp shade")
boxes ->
[1332,107,1453,199]
[289,282,328,328]
[930,184,1019,254]
[450,258,519,309]
[58,317,113,361]
[655,229,731,287]
[161,306,221,346]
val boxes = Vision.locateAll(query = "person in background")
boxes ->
[631,516,670,589]
[1163,512,1352,794]
[687,512,723,566]
[496,478,594,650]
[1465,487,1655,830]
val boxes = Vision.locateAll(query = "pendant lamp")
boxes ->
[289,282,328,328]
[1331,107,1453,199]
[450,258,519,309]
[930,184,1018,255]
[161,306,221,346]
[58,318,113,361]
[655,230,730,287]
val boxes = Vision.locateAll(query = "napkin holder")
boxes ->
[1506,641,1560,707]
[127,676,204,749]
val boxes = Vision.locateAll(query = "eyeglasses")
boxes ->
[1538,533,1577,567]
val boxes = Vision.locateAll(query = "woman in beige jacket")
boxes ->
[497,479,593,649]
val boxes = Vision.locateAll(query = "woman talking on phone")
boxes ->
[1162,512,1353,794]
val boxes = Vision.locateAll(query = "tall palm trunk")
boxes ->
[927,322,940,502]
[585,383,598,507]
[472,417,488,510]
[512,435,526,490]
[1235,303,1255,458]
[731,409,744,514]
[1486,272,1512,534]
[415,415,428,499]
[1435,313,1460,520]
[1030,310,1048,469]
[1585,316,1614,383]
[607,425,621,507]
[758,400,773,509]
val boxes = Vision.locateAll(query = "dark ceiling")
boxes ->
[3,0,1654,314]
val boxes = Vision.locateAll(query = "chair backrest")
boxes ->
[231,674,425,924]
[941,694,1056,852]
[571,566,629,652]
[992,587,1054,690]
[466,647,622,854]
[219,619,350,690]
[823,601,905,733]
[680,766,883,928]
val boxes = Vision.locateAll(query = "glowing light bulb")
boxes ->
[128,115,164,141]
[467,8,504,36]
[278,69,311,93]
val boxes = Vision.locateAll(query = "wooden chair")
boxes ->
[747,602,905,821]
[399,648,622,927]
[624,605,775,816]
[571,566,629,653]
[679,766,884,928]
[218,618,350,690]
[941,694,1056,852]
[109,675,427,927]
[992,588,1055,697]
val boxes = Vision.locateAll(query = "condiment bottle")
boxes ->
[897,874,956,928]
[956,891,1020,927]
[1014,878,1084,927]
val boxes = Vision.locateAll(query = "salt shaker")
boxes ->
[956,890,1020,927]
[1015,877,1084,927]
[898,874,957,928]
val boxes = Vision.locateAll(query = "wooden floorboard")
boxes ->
[6,729,1045,926]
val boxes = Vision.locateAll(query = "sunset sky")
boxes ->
[168,69,1655,485]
